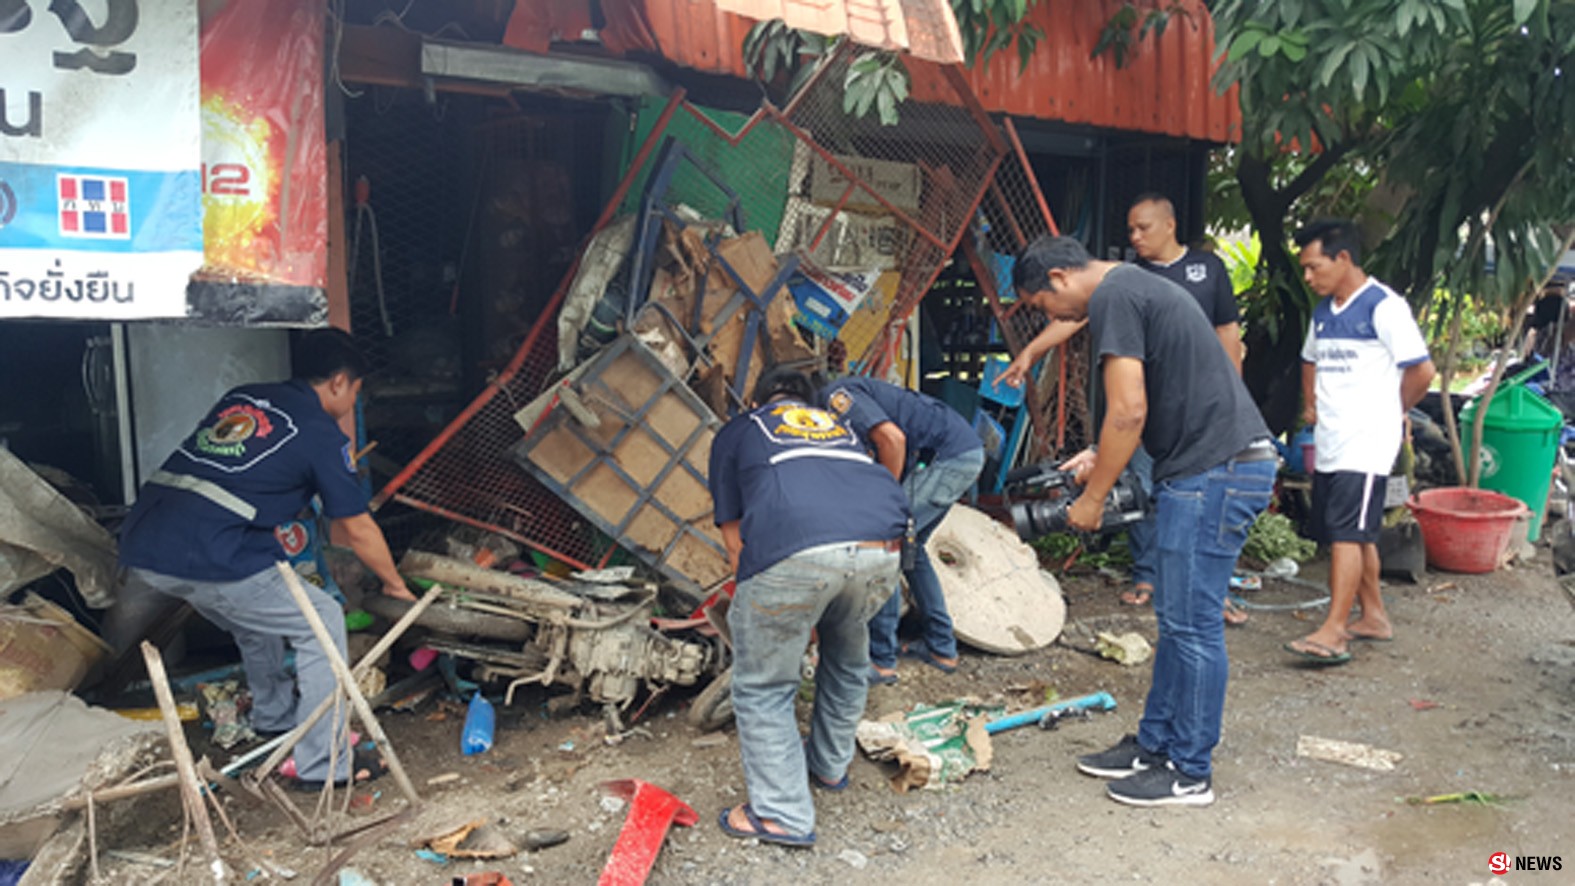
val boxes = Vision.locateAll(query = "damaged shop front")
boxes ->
[1,0,1235,881]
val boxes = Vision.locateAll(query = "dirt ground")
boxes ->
[80,547,1575,886]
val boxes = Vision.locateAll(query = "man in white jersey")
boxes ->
[1286,219,1435,665]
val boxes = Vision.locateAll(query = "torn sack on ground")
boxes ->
[856,700,1003,792]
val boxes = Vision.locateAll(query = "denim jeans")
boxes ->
[1126,447,1157,589]
[868,448,985,668]
[1135,456,1275,779]
[729,542,899,836]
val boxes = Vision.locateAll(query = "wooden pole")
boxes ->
[253,580,443,782]
[140,642,227,883]
[275,563,420,805]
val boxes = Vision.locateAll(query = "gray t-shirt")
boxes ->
[1088,265,1268,483]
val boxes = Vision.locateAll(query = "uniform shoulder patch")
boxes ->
[827,388,854,416]
[342,442,356,472]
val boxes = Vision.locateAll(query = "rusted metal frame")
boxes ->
[390,494,593,571]
[762,106,951,251]
[559,361,706,541]
[678,100,768,146]
[780,43,846,120]
[867,150,1006,377]
[1004,117,1060,236]
[373,88,687,510]
[808,181,862,253]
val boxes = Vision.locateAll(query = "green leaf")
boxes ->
[1512,0,1536,26]
[1317,41,1355,87]
[1350,46,1369,98]
[1283,41,1307,62]
[1257,34,1282,57]
[1229,29,1264,61]
[877,84,898,126]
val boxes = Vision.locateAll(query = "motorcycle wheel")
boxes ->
[687,667,734,732]
[363,594,533,643]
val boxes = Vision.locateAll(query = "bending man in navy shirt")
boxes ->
[818,376,984,683]
[1014,236,1275,808]
[117,330,412,790]
[709,369,908,847]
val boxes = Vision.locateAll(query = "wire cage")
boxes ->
[373,44,1091,572]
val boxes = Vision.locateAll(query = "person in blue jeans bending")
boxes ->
[708,369,909,847]
[818,376,985,685]
[1014,235,1275,808]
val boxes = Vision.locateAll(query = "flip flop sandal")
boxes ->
[286,746,389,792]
[1119,586,1153,607]
[1223,598,1250,626]
[717,804,815,848]
[811,772,850,792]
[867,665,899,686]
[1347,632,1393,642]
[898,641,958,674]
[801,737,850,791]
[1282,639,1352,666]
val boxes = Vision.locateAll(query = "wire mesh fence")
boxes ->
[372,46,1069,571]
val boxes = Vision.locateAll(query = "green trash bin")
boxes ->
[1460,385,1564,541]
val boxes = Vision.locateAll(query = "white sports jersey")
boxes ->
[1301,278,1430,475]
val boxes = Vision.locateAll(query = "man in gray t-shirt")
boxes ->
[1013,235,1274,810]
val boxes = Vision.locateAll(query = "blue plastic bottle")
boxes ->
[461,692,495,756]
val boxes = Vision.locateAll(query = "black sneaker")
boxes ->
[1076,734,1166,779]
[1105,763,1214,807]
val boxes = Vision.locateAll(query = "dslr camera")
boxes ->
[1003,462,1150,541]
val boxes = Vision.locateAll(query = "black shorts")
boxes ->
[1310,471,1386,544]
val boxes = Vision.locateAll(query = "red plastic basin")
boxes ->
[1407,487,1530,574]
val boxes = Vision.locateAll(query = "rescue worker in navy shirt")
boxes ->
[709,368,908,848]
[818,376,984,684]
[117,329,411,790]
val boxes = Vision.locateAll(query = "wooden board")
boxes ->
[925,504,1064,655]
[513,336,728,593]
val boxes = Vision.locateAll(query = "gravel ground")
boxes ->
[83,547,1575,886]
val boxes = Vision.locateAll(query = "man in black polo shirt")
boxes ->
[1013,235,1275,808]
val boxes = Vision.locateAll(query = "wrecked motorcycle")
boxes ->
[362,550,735,730]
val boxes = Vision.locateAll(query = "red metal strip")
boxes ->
[1004,117,1059,236]
[391,495,592,571]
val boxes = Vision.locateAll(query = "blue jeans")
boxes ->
[1126,446,1157,589]
[1136,456,1275,779]
[729,542,899,836]
[868,448,985,668]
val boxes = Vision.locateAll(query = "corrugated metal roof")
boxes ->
[714,0,965,64]
[507,0,1239,142]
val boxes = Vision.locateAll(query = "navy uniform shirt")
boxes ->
[119,380,370,582]
[1137,247,1239,328]
[818,377,981,479]
[1089,265,1268,483]
[709,398,909,581]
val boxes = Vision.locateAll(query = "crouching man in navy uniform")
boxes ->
[708,368,909,847]
[1014,236,1276,808]
[117,330,413,791]
[818,376,984,683]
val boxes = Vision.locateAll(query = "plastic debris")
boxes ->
[414,849,448,864]
[1095,631,1152,666]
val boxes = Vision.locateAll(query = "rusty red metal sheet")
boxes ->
[713,0,964,64]
[503,0,1238,142]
